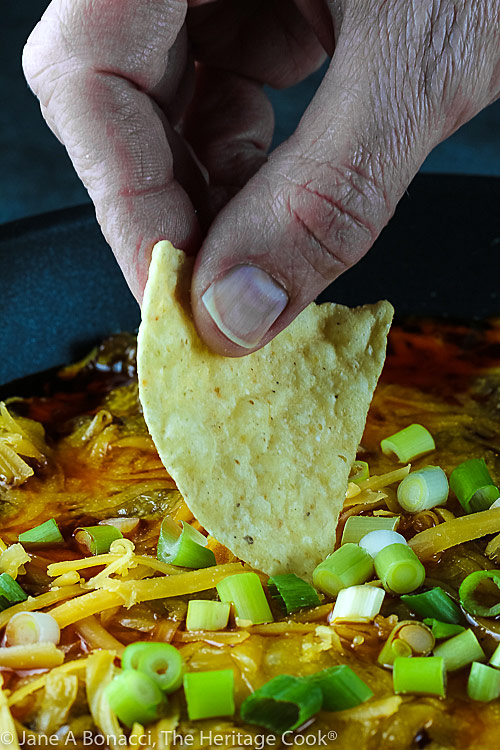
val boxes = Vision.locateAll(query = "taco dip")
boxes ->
[2,308,500,749]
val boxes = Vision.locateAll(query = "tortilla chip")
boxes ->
[138,242,393,579]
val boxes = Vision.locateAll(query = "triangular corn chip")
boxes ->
[138,242,393,578]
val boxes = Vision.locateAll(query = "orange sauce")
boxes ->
[2,322,500,749]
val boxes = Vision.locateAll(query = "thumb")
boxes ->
[191,4,441,355]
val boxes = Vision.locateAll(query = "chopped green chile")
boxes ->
[308,665,373,711]
[401,587,464,624]
[408,508,500,561]
[450,458,500,514]
[240,675,322,733]
[459,570,500,617]
[267,574,320,614]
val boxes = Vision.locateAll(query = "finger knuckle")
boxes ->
[22,26,47,93]
[22,17,76,108]
[284,157,388,279]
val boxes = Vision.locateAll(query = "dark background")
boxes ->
[2,2,500,225]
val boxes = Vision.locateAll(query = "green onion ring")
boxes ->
[459,570,500,617]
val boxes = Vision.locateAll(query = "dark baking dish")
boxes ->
[1,173,499,390]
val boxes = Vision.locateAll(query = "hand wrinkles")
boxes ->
[22,0,500,351]
[278,166,380,271]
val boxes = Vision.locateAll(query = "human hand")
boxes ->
[23,0,500,355]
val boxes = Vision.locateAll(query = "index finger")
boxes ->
[23,0,202,301]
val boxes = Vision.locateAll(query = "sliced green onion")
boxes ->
[393,657,445,697]
[99,517,140,537]
[423,619,465,640]
[121,642,152,671]
[186,600,231,631]
[312,543,374,597]
[450,458,500,513]
[381,424,435,463]
[341,515,400,546]
[397,466,449,513]
[74,525,123,555]
[308,665,373,711]
[157,518,216,568]
[104,669,167,727]
[378,631,410,667]
[378,620,435,667]
[349,461,370,484]
[240,674,322,733]
[216,572,273,625]
[394,622,435,654]
[135,643,184,693]
[183,670,235,720]
[468,487,500,513]
[391,640,412,659]
[331,584,385,621]
[401,587,463,624]
[467,662,500,702]
[359,530,407,558]
[0,573,27,610]
[122,642,184,692]
[433,628,485,672]
[374,543,425,594]
[18,519,64,547]
[267,574,320,614]
[459,570,500,617]
[6,611,60,646]
[489,642,500,668]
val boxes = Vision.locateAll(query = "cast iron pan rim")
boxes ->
[0,172,498,240]
[0,203,95,242]
[1,173,500,390]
